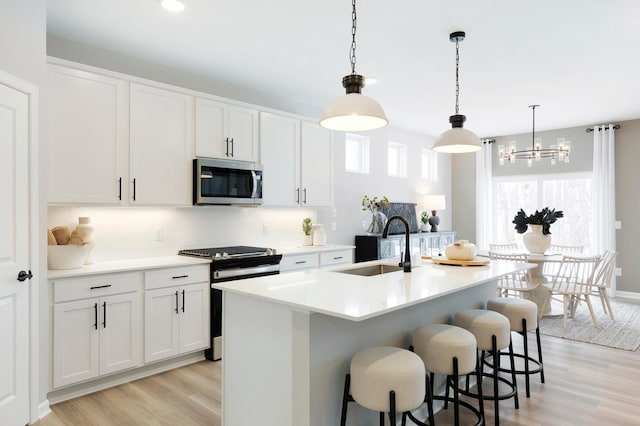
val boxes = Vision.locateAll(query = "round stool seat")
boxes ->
[487,298,538,332]
[350,346,425,413]
[413,324,477,376]
[454,309,510,351]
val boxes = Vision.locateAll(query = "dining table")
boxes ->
[478,250,566,316]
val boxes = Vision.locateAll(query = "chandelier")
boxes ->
[498,105,571,167]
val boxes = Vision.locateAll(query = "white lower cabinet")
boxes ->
[52,273,143,388]
[280,248,353,273]
[144,266,210,363]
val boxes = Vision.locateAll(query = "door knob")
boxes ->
[17,270,33,282]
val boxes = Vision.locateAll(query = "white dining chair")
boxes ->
[549,244,583,254]
[543,255,601,329]
[591,250,618,320]
[489,242,519,252]
[488,251,537,298]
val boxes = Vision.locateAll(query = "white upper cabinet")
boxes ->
[260,112,301,206]
[129,83,193,206]
[195,98,258,162]
[300,121,333,206]
[260,113,333,207]
[48,65,127,204]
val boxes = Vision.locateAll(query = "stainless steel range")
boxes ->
[179,245,282,361]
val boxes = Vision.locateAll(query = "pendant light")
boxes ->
[432,31,482,153]
[320,0,388,132]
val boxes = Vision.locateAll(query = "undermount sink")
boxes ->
[334,263,405,276]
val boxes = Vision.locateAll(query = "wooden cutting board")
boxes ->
[430,256,490,266]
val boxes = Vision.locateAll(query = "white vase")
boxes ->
[523,224,551,254]
[77,216,95,264]
[302,234,313,246]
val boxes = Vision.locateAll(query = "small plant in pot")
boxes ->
[420,211,430,232]
[301,218,313,246]
[513,207,564,253]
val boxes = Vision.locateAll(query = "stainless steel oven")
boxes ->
[179,246,282,360]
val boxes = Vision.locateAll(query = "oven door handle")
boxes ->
[213,264,280,280]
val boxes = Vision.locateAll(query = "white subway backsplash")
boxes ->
[48,206,317,262]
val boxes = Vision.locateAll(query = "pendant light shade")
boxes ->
[433,31,481,153]
[320,75,388,131]
[320,0,388,132]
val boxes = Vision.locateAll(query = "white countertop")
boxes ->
[213,258,534,321]
[47,255,211,279]
[276,244,355,255]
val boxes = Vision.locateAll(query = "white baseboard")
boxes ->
[614,291,640,300]
[36,399,51,421]
[47,352,205,405]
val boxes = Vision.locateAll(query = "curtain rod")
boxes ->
[586,124,620,133]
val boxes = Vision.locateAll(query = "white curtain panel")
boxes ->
[592,125,616,280]
[475,142,493,250]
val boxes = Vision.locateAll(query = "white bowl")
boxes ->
[48,244,92,270]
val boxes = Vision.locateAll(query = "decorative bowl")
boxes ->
[47,243,92,270]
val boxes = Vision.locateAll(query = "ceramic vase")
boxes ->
[523,224,551,254]
[77,216,95,264]
[366,209,387,234]
[302,234,313,246]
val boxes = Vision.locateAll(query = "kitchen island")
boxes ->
[214,258,533,426]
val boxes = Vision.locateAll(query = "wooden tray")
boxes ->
[431,256,490,267]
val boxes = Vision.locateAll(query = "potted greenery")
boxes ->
[512,208,564,253]
[301,217,313,246]
[362,195,390,233]
[420,211,430,232]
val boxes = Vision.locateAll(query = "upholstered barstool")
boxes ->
[411,324,484,426]
[454,309,518,426]
[340,346,427,426]
[487,297,544,397]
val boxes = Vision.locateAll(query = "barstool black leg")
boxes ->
[453,357,460,426]
[425,373,435,426]
[475,349,485,422]
[536,325,545,383]
[388,390,396,426]
[340,374,351,426]
[521,318,531,397]
[508,340,520,409]
[380,411,385,425]
[491,335,499,426]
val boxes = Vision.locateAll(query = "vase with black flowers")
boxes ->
[512,207,564,254]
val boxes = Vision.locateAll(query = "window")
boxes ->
[345,133,370,174]
[493,172,593,250]
[387,141,407,177]
[421,149,438,181]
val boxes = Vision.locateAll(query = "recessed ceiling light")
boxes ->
[161,0,185,12]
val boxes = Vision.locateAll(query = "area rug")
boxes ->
[538,299,640,351]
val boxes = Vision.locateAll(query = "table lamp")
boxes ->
[424,195,446,232]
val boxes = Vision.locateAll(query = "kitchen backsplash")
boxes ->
[48,206,318,262]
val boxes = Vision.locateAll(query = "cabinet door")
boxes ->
[300,121,333,206]
[227,105,259,162]
[260,112,300,206]
[144,287,180,362]
[99,292,142,375]
[195,98,228,159]
[130,84,193,205]
[179,282,210,354]
[48,65,127,204]
[53,299,100,388]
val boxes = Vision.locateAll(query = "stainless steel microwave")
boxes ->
[193,158,263,205]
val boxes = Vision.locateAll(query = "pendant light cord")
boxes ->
[455,38,460,115]
[530,104,538,149]
[350,0,357,75]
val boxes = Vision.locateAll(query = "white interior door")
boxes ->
[0,81,30,426]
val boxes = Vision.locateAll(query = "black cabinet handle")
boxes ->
[132,178,136,201]
[333,256,344,260]
[225,137,229,157]
[230,138,234,157]
[94,302,98,330]
[90,284,112,290]
[182,289,186,313]
[172,275,189,279]
[295,260,307,265]
[17,270,32,282]
[303,188,307,204]
[175,291,179,314]
[103,301,107,328]
[296,188,300,204]
[118,177,122,201]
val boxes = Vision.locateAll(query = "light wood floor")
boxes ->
[35,327,640,425]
